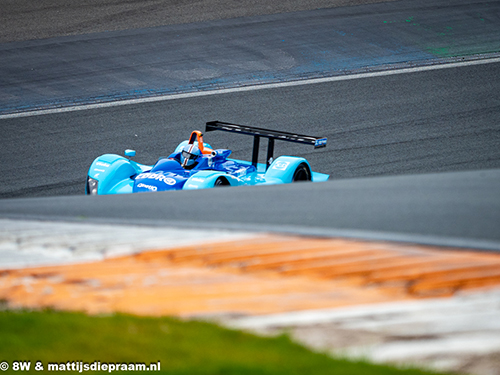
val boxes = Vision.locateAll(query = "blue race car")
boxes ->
[86,121,328,195]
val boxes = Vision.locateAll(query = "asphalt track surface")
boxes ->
[0,0,499,249]
[0,0,390,44]
[1,168,499,250]
[1,60,499,198]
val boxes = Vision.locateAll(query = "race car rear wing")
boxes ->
[205,121,327,169]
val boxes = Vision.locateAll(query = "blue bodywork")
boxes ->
[86,125,329,195]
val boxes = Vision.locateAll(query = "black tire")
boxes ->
[292,163,311,182]
[214,176,230,187]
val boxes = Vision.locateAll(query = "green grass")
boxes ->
[0,309,446,375]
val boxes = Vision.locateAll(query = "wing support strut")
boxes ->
[205,121,327,169]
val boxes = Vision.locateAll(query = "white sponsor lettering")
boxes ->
[96,162,110,167]
[191,177,205,183]
[272,161,289,171]
[136,173,176,185]
[137,183,158,192]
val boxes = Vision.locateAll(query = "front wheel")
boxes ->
[214,176,230,187]
[292,163,311,182]
[86,176,99,195]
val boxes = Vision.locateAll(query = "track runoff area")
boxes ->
[2,58,500,374]
[2,55,499,120]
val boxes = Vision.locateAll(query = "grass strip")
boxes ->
[0,309,446,375]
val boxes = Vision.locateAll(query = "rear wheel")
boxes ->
[292,163,311,182]
[214,176,230,187]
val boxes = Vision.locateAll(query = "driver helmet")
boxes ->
[181,143,202,169]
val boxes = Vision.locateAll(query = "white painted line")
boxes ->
[2,57,500,120]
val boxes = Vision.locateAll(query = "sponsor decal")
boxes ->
[272,161,289,171]
[136,173,176,185]
[96,162,110,168]
[137,183,158,192]
[315,138,327,148]
[191,177,205,183]
[94,169,106,172]
[164,177,176,185]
